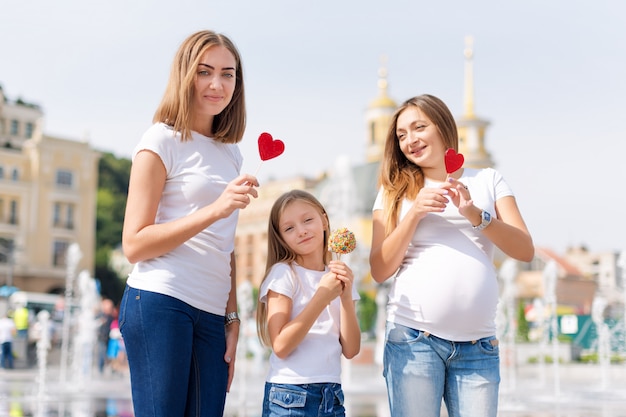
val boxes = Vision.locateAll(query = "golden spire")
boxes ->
[369,54,396,109]
[463,35,475,118]
[378,54,389,95]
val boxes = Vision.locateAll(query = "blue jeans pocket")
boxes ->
[478,337,500,355]
[268,386,307,409]
[385,321,426,345]
[333,386,344,406]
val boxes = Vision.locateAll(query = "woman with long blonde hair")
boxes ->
[370,94,533,417]
[120,30,258,417]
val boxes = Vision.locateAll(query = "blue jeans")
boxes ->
[383,322,500,417]
[119,285,228,417]
[1,341,13,369]
[262,382,345,417]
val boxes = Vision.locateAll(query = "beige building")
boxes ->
[234,37,496,291]
[234,38,613,322]
[0,86,99,293]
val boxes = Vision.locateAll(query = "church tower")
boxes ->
[456,36,494,168]
[365,56,397,163]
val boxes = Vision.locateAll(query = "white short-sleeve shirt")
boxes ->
[373,168,513,341]
[259,262,360,384]
[126,123,243,315]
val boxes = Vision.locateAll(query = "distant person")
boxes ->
[120,30,258,417]
[96,298,115,374]
[13,304,29,339]
[369,94,534,417]
[256,190,361,417]
[0,311,16,369]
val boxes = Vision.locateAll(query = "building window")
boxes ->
[0,199,4,223]
[10,119,18,135]
[25,122,34,139]
[66,204,74,229]
[0,166,4,179]
[56,170,73,188]
[9,200,18,225]
[53,240,70,267]
[53,203,61,227]
[53,202,75,229]
[11,168,18,181]
[0,238,14,264]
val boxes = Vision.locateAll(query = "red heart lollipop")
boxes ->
[258,132,285,161]
[444,148,464,174]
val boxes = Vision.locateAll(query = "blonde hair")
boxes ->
[256,190,331,347]
[378,94,458,235]
[153,30,246,143]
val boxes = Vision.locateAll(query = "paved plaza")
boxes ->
[1,342,625,417]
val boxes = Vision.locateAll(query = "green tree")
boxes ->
[95,152,131,303]
[357,291,378,336]
[517,300,530,342]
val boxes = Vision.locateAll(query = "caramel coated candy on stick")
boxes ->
[328,227,356,258]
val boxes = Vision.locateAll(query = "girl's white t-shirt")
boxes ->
[126,123,243,315]
[259,262,360,384]
[373,168,513,341]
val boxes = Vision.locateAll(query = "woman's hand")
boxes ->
[224,321,239,392]
[445,177,474,217]
[410,186,450,219]
[213,174,259,219]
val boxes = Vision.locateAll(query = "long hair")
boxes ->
[153,30,246,143]
[256,190,331,347]
[378,94,458,235]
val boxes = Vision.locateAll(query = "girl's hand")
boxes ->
[411,186,450,220]
[445,177,474,216]
[317,269,344,303]
[213,174,259,218]
[329,260,354,301]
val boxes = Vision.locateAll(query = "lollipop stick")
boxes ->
[253,161,263,178]
[244,161,264,187]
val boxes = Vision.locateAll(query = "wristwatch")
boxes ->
[224,311,240,326]
[472,210,492,231]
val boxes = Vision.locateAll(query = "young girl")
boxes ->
[256,190,361,417]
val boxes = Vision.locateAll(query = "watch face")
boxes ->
[484,211,491,222]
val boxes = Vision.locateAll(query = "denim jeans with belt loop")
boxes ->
[383,321,500,417]
[262,382,346,416]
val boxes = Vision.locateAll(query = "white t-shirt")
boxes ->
[126,123,243,316]
[0,317,15,343]
[259,262,360,384]
[373,168,512,341]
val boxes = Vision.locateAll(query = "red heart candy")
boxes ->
[258,132,285,161]
[444,148,464,173]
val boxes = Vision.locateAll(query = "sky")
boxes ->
[1,0,625,254]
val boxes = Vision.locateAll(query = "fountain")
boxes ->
[59,242,83,385]
[542,259,561,396]
[0,243,134,417]
[71,270,100,384]
[231,279,266,416]
[617,250,626,360]
[497,258,519,392]
[35,309,51,417]
[497,258,626,417]
[591,295,611,390]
